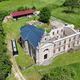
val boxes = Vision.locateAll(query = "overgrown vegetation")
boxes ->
[0,11,12,80]
[41,66,76,80]
[17,6,36,11]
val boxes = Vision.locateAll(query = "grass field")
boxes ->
[1,0,80,80]
[21,50,80,80]
[0,0,64,11]
[52,7,80,28]
[0,0,80,28]
[3,15,80,80]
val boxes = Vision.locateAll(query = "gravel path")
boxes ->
[7,40,26,80]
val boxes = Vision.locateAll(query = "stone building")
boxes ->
[20,24,80,65]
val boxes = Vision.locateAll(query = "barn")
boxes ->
[11,10,34,19]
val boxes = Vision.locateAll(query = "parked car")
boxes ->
[11,39,18,56]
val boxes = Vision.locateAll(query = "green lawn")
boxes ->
[34,50,80,74]
[16,43,34,68]
[20,50,80,80]
[3,15,80,80]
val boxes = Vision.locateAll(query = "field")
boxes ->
[0,0,80,28]
[3,17,80,80]
[1,0,80,80]
[0,0,64,11]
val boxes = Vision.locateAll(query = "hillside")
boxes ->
[0,0,80,28]
[0,0,80,80]
[0,0,64,11]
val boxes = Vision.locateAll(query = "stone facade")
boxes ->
[22,24,80,65]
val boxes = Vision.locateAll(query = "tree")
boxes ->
[63,0,80,12]
[32,6,36,10]
[39,7,51,23]
[17,6,25,11]
[0,52,12,80]
[0,11,12,80]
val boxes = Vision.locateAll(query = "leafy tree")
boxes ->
[32,6,36,10]
[17,6,30,11]
[17,6,25,11]
[0,52,12,80]
[39,7,51,23]
[0,11,12,80]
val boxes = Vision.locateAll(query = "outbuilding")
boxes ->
[11,39,18,56]
[11,10,34,19]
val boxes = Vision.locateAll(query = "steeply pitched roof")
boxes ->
[20,25,44,48]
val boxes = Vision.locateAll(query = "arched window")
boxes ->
[43,49,49,52]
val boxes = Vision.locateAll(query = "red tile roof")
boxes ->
[11,10,34,18]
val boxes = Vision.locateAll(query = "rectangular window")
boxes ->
[74,36,76,40]
[53,50,55,53]
[53,32,54,35]
[64,46,65,49]
[68,44,70,48]
[73,43,75,47]
[79,35,80,38]
[77,41,79,44]
[58,47,60,51]
[59,42,61,45]
[54,44,56,47]
[61,29,63,32]
[64,40,66,44]
[69,38,71,42]
[44,54,47,59]
[57,30,59,34]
